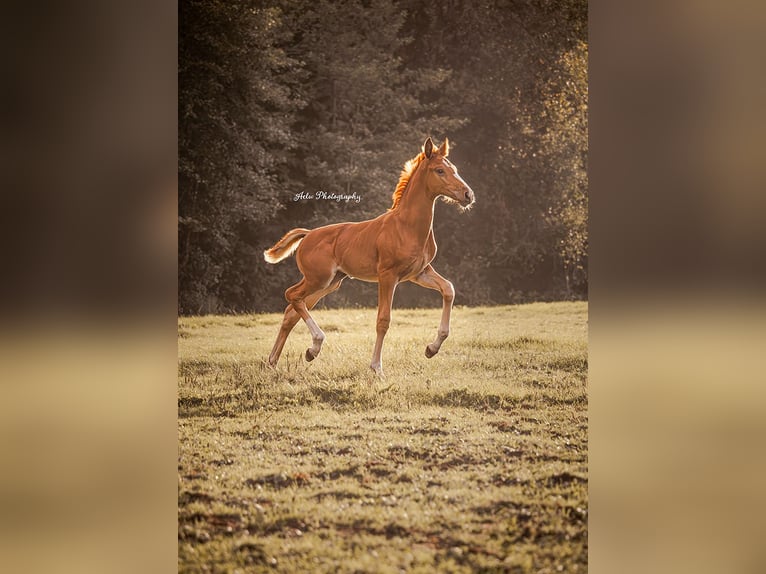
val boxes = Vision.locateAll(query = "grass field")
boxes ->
[178,302,588,573]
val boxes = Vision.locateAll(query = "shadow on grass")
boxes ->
[307,382,381,410]
[544,353,588,374]
[430,387,519,411]
[469,336,551,351]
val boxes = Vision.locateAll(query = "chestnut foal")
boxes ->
[264,137,474,376]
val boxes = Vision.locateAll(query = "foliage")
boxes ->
[541,40,588,294]
[179,0,304,313]
[179,0,588,313]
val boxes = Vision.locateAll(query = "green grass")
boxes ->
[178,302,587,573]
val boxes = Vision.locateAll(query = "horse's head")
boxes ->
[422,137,475,209]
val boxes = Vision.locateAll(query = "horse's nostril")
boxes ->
[465,191,472,201]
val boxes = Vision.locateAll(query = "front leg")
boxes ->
[409,265,455,358]
[370,275,398,377]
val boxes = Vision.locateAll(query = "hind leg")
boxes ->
[268,272,345,366]
[268,304,301,366]
[289,273,344,362]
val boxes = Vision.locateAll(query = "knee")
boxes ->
[376,316,390,334]
[444,281,455,304]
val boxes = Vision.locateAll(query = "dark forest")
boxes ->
[179,0,587,314]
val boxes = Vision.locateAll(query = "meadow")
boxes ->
[178,302,588,573]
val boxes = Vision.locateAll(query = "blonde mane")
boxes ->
[389,152,425,210]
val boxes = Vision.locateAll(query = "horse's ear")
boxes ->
[423,137,434,158]
[437,137,450,157]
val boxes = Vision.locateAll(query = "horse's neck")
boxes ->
[395,170,436,239]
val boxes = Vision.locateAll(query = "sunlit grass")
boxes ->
[178,302,587,573]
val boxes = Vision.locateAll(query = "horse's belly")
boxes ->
[333,221,435,282]
[336,257,378,282]
[338,252,428,283]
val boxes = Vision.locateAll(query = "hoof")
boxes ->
[305,348,316,362]
[425,345,437,358]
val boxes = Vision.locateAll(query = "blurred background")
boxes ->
[179,0,588,314]
[590,2,766,573]
[1,1,177,572]
[1,0,765,572]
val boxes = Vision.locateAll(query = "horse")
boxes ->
[263,137,475,376]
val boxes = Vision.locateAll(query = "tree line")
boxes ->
[179,0,587,314]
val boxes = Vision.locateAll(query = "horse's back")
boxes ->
[295,216,386,281]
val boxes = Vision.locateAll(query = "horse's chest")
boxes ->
[376,224,436,279]
[397,245,434,279]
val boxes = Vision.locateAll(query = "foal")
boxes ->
[264,137,474,376]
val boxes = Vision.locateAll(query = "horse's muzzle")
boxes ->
[460,188,475,208]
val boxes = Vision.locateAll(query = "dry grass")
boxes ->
[178,302,587,573]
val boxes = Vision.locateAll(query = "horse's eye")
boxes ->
[436,168,445,175]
